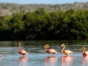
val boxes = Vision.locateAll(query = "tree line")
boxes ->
[0,8,88,40]
[0,2,88,16]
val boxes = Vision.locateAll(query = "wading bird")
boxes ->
[61,44,74,56]
[18,42,28,56]
[82,46,88,56]
[44,44,58,56]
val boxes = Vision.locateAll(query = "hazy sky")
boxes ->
[0,0,88,4]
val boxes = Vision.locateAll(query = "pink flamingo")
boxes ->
[18,42,28,56]
[82,46,88,56]
[44,44,58,56]
[61,44,74,56]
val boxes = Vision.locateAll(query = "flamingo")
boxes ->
[44,44,58,56]
[61,44,74,56]
[18,42,28,56]
[82,46,88,56]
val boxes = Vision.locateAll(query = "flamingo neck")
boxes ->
[44,45,49,51]
[18,44,21,52]
[45,48,48,51]
[45,47,49,51]
[82,47,85,53]
[62,45,65,52]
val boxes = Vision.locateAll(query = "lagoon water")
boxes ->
[0,40,88,66]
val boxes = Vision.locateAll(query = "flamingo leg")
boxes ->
[66,54,69,56]
[47,52,55,56]
[51,53,53,56]
[67,55,69,56]
[22,55,25,57]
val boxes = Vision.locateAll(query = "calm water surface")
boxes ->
[0,40,88,66]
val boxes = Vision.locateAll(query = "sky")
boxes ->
[0,0,88,4]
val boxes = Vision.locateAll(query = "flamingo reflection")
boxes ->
[45,56,58,66]
[82,56,88,66]
[62,56,74,66]
[18,56,28,66]
[0,57,2,66]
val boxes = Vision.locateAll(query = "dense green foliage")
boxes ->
[0,8,88,40]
